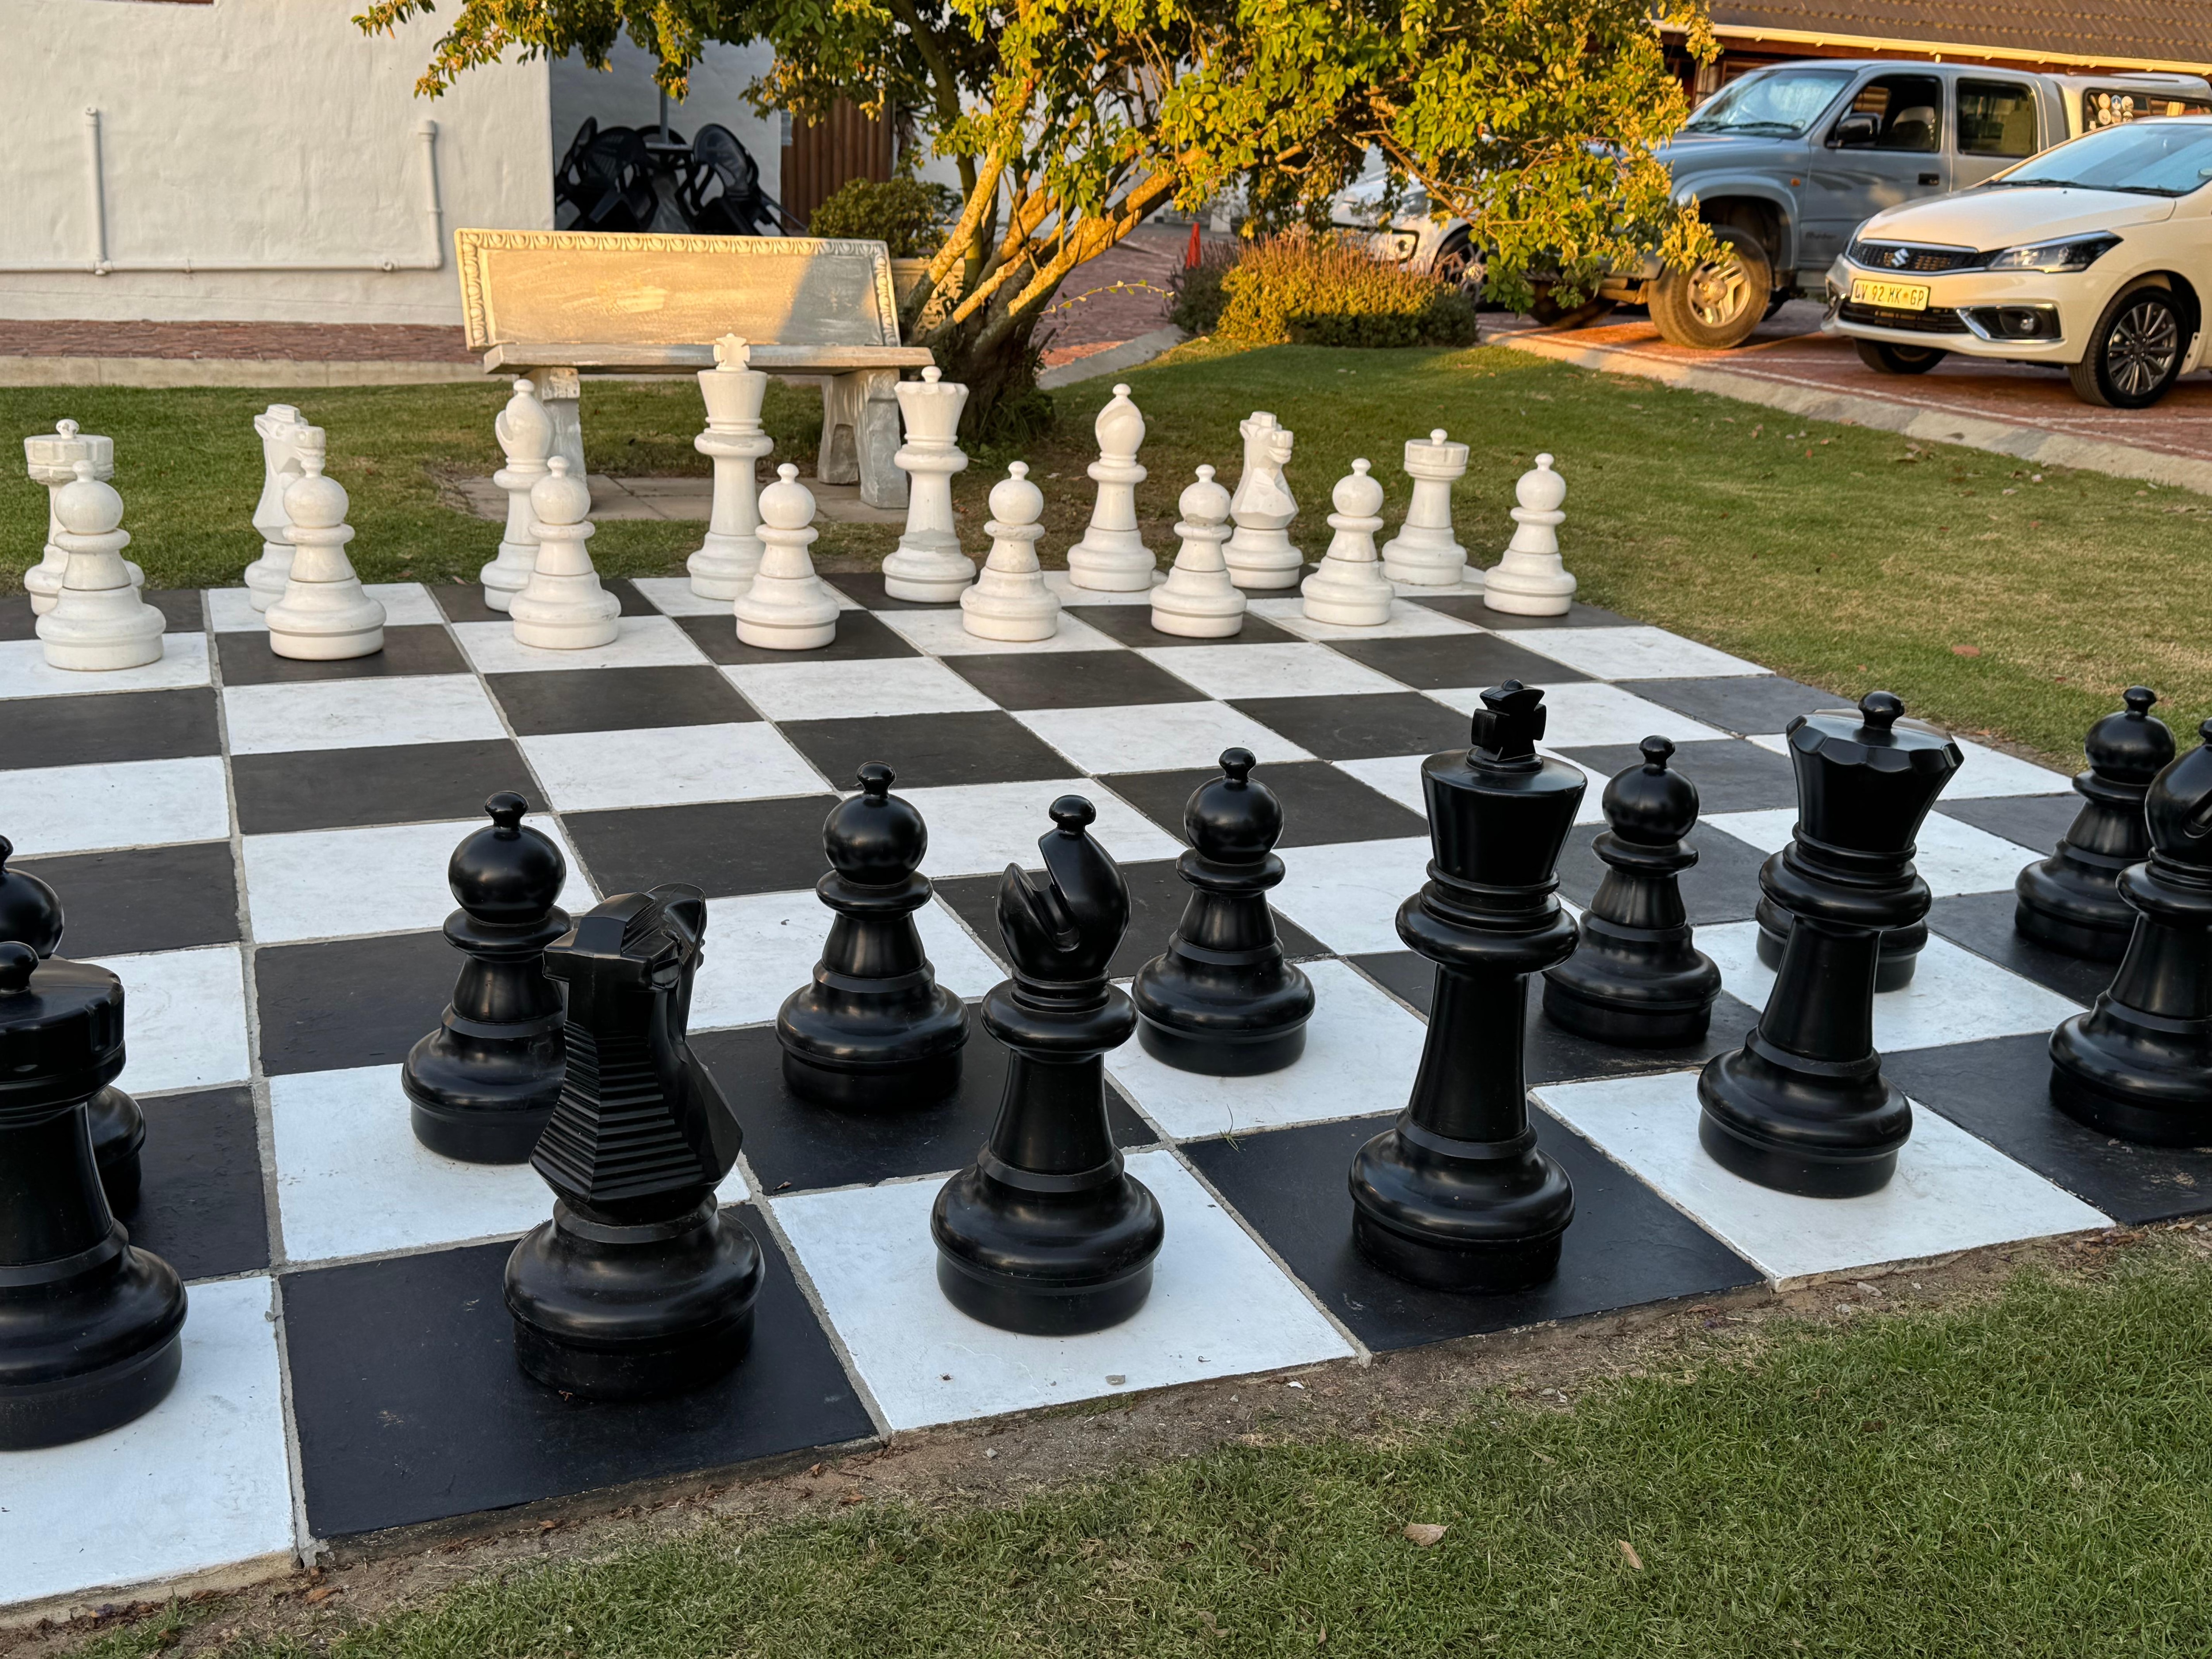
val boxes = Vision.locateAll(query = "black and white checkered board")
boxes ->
[2,569,2197,1609]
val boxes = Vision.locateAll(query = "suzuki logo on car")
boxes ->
[1888,247,1912,269]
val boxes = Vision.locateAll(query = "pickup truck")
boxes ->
[1595,60,2212,349]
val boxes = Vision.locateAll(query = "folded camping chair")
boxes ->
[676,123,791,235]
[555,122,659,233]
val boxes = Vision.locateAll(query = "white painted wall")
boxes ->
[550,39,781,228]
[0,0,553,325]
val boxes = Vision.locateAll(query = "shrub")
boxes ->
[1213,235,1480,349]
[1168,241,1239,336]
[807,177,960,258]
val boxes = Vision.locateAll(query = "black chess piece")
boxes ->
[1132,749,1315,1075]
[0,834,146,1215]
[403,794,570,1164]
[1755,901,1923,991]
[1542,737,1721,1046]
[932,796,1164,1334]
[778,763,967,1109]
[504,887,761,1400]
[0,942,188,1448]
[1348,681,1585,1293]
[2049,718,2212,1146]
[2018,687,2174,962]
[1699,692,1962,1197]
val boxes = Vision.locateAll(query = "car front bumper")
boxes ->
[1820,257,2099,363]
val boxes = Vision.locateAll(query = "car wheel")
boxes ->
[1855,339,1947,375]
[1431,229,1479,293]
[2069,284,2189,409]
[1528,283,1615,329]
[1650,227,1773,349]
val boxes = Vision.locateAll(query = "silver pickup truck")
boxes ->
[1597,60,2212,349]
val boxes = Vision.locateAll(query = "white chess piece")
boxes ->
[883,367,974,602]
[37,463,165,671]
[960,462,1061,643]
[267,455,386,661]
[24,420,136,615]
[1065,384,1156,591]
[1150,466,1244,640]
[244,403,314,611]
[480,379,553,613]
[1381,429,1472,590]
[1482,453,1576,617]
[1301,460,1395,627]
[1224,411,1300,589]
[735,464,841,650]
[687,337,775,600]
[510,457,620,650]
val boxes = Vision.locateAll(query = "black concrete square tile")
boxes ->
[693,1024,1155,1196]
[564,796,838,899]
[1928,891,2115,1008]
[0,595,34,642]
[1554,737,1798,814]
[257,929,455,1077]
[679,609,916,667]
[1889,1034,2212,1225]
[826,572,954,612]
[945,650,1207,712]
[1617,675,1839,737]
[283,1219,874,1538]
[602,579,661,617]
[148,590,207,631]
[1102,760,1427,849]
[213,625,466,687]
[1938,793,2078,856]
[1225,692,1467,761]
[1187,1110,1759,1351]
[434,582,651,625]
[490,665,759,736]
[780,710,1069,791]
[1067,605,1299,648]
[1,687,220,770]
[1329,633,1591,691]
[231,738,532,835]
[1553,822,1768,926]
[15,841,240,956]
[1406,595,1633,629]
[124,1087,270,1283]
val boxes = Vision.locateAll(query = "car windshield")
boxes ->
[1992,121,2212,195]
[1684,68,1855,136]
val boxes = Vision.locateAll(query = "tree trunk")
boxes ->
[915,302,1054,445]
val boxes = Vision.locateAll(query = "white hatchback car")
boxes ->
[1824,116,2212,407]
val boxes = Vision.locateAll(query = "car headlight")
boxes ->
[1984,233,2121,273]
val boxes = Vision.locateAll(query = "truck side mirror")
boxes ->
[1830,112,1880,150]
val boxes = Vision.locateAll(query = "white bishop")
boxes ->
[1065,384,1156,591]
[480,379,553,612]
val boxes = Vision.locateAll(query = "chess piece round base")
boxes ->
[686,541,760,602]
[511,609,619,652]
[883,550,976,604]
[1225,553,1303,591]
[1347,1124,1572,1293]
[1541,972,1714,1047]
[2049,1012,2212,1148]
[2015,866,2135,962]
[1137,1018,1306,1076]
[267,619,384,661]
[1756,902,1922,991]
[1381,548,1471,589]
[935,1251,1154,1336]
[960,589,1060,643]
[1065,548,1157,593]
[1696,1041,1909,1198]
[39,611,164,672]
[0,1231,186,1450]
[479,578,521,613]
[408,1093,559,1165]
[243,562,292,612]
[88,1084,146,1214]
[505,1198,761,1401]
[931,1163,1164,1336]
[735,614,837,651]
[1149,599,1243,639]
[781,1046,963,1112]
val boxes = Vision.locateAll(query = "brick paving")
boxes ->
[0,319,475,362]
[1035,225,1199,365]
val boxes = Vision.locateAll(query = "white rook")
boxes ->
[511,457,621,651]
[1150,466,1244,640]
[961,462,1060,643]
[38,463,165,672]
[883,367,973,603]
[736,464,841,651]
[1381,429,1471,589]
[1482,453,1576,617]
[687,336,775,601]
[1065,384,1156,591]
[480,379,553,613]
[244,403,314,611]
[1224,411,1300,590]
[1301,460,1395,627]
[268,455,387,661]
[24,419,133,616]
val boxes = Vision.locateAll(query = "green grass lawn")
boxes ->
[6,344,2204,766]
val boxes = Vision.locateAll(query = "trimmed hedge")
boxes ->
[807,177,960,257]
[1187,234,1479,349]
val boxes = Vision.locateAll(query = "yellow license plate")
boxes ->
[1851,277,1930,311]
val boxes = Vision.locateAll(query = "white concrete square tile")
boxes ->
[0,1275,294,1609]
[91,945,250,1096]
[1533,748,1620,826]
[517,722,827,812]
[691,891,1002,1031]
[1105,959,1425,1138]
[207,583,441,634]
[222,674,507,757]
[1705,808,2033,898]
[1045,570,1163,605]
[771,1149,1353,1430]
[1247,597,1478,641]
[879,608,1125,657]
[451,614,709,674]
[1945,737,2074,800]
[1014,701,1315,774]
[724,656,996,722]
[1271,837,1433,955]
[0,756,231,855]
[1331,751,1601,828]
[1429,680,1727,747]
[0,633,211,699]
[243,819,595,944]
[1502,626,1769,681]
[630,576,733,617]
[1536,1069,2111,1285]
[1137,642,1404,701]
[895,779,1183,877]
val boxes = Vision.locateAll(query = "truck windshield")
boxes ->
[1993,121,2212,195]
[1684,68,1855,137]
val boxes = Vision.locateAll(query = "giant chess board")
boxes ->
[1,572,2193,1609]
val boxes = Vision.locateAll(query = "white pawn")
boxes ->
[960,462,1060,643]
[481,379,553,612]
[267,455,386,660]
[1381,429,1472,590]
[735,464,840,650]
[687,337,775,600]
[1482,453,1576,617]
[24,419,137,614]
[1065,384,1155,591]
[1301,460,1395,627]
[244,403,314,611]
[38,463,165,671]
[1150,466,1244,640]
[1223,411,1300,589]
[510,457,620,651]
[883,367,973,602]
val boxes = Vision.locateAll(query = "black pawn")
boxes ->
[0,834,146,1215]
[1348,681,1584,1293]
[1699,692,1962,1197]
[932,796,1165,1334]
[1132,748,1315,1075]
[778,763,967,1108]
[403,793,569,1164]
[0,942,187,1448]
[504,887,762,1400]
[2018,687,2174,961]
[2050,718,2212,1145]
[1542,736,1721,1046]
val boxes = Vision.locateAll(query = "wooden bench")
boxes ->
[454,228,934,509]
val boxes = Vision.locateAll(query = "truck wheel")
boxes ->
[1650,228,1772,350]
[1855,339,1947,375]
[2068,283,2188,409]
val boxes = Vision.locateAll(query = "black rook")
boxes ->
[2017,687,2174,961]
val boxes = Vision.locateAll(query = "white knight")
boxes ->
[1223,411,1300,589]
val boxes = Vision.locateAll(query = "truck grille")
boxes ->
[1847,242,1985,273]
[1838,301,1971,334]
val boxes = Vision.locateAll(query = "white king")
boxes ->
[687,336,776,601]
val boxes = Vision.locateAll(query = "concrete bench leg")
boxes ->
[534,366,587,480]
[821,369,909,511]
